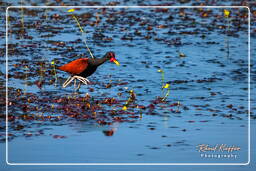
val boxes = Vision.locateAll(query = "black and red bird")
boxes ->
[58,52,120,89]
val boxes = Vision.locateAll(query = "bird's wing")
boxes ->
[58,58,89,75]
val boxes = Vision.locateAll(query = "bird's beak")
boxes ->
[113,59,120,66]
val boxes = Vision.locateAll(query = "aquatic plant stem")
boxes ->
[158,69,165,96]
[24,66,28,96]
[20,0,25,35]
[122,90,135,110]
[161,71,165,95]
[176,101,180,112]
[39,62,45,83]
[44,0,49,20]
[224,9,231,59]
[71,14,95,59]
[162,86,170,101]
[226,18,230,58]
[51,60,58,87]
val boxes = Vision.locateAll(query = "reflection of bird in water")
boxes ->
[58,52,120,90]
[69,120,119,137]
[102,123,119,136]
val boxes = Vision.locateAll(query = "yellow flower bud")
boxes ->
[163,83,170,89]
[122,106,127,111]
[224,9,230,18]
[68,9,75,12]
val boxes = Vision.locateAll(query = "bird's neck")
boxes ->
[88,57,108,67]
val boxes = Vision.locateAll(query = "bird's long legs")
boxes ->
[63,75,90,90]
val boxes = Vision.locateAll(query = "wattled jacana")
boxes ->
[58,52,120,90]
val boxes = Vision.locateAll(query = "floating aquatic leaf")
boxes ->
[53,135,67,139]
[103,130,114,136]
[148,104,155,109]
[35,80,43,89]
[188,120,195,123]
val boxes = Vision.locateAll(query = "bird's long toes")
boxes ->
[77,78,88,85]
[75,83,81,90]
[85,78,90,83]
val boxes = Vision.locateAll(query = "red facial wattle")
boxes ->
[110,57,115,62]
[110,57,120,66]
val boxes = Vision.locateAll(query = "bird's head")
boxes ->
[105,52,120,66]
